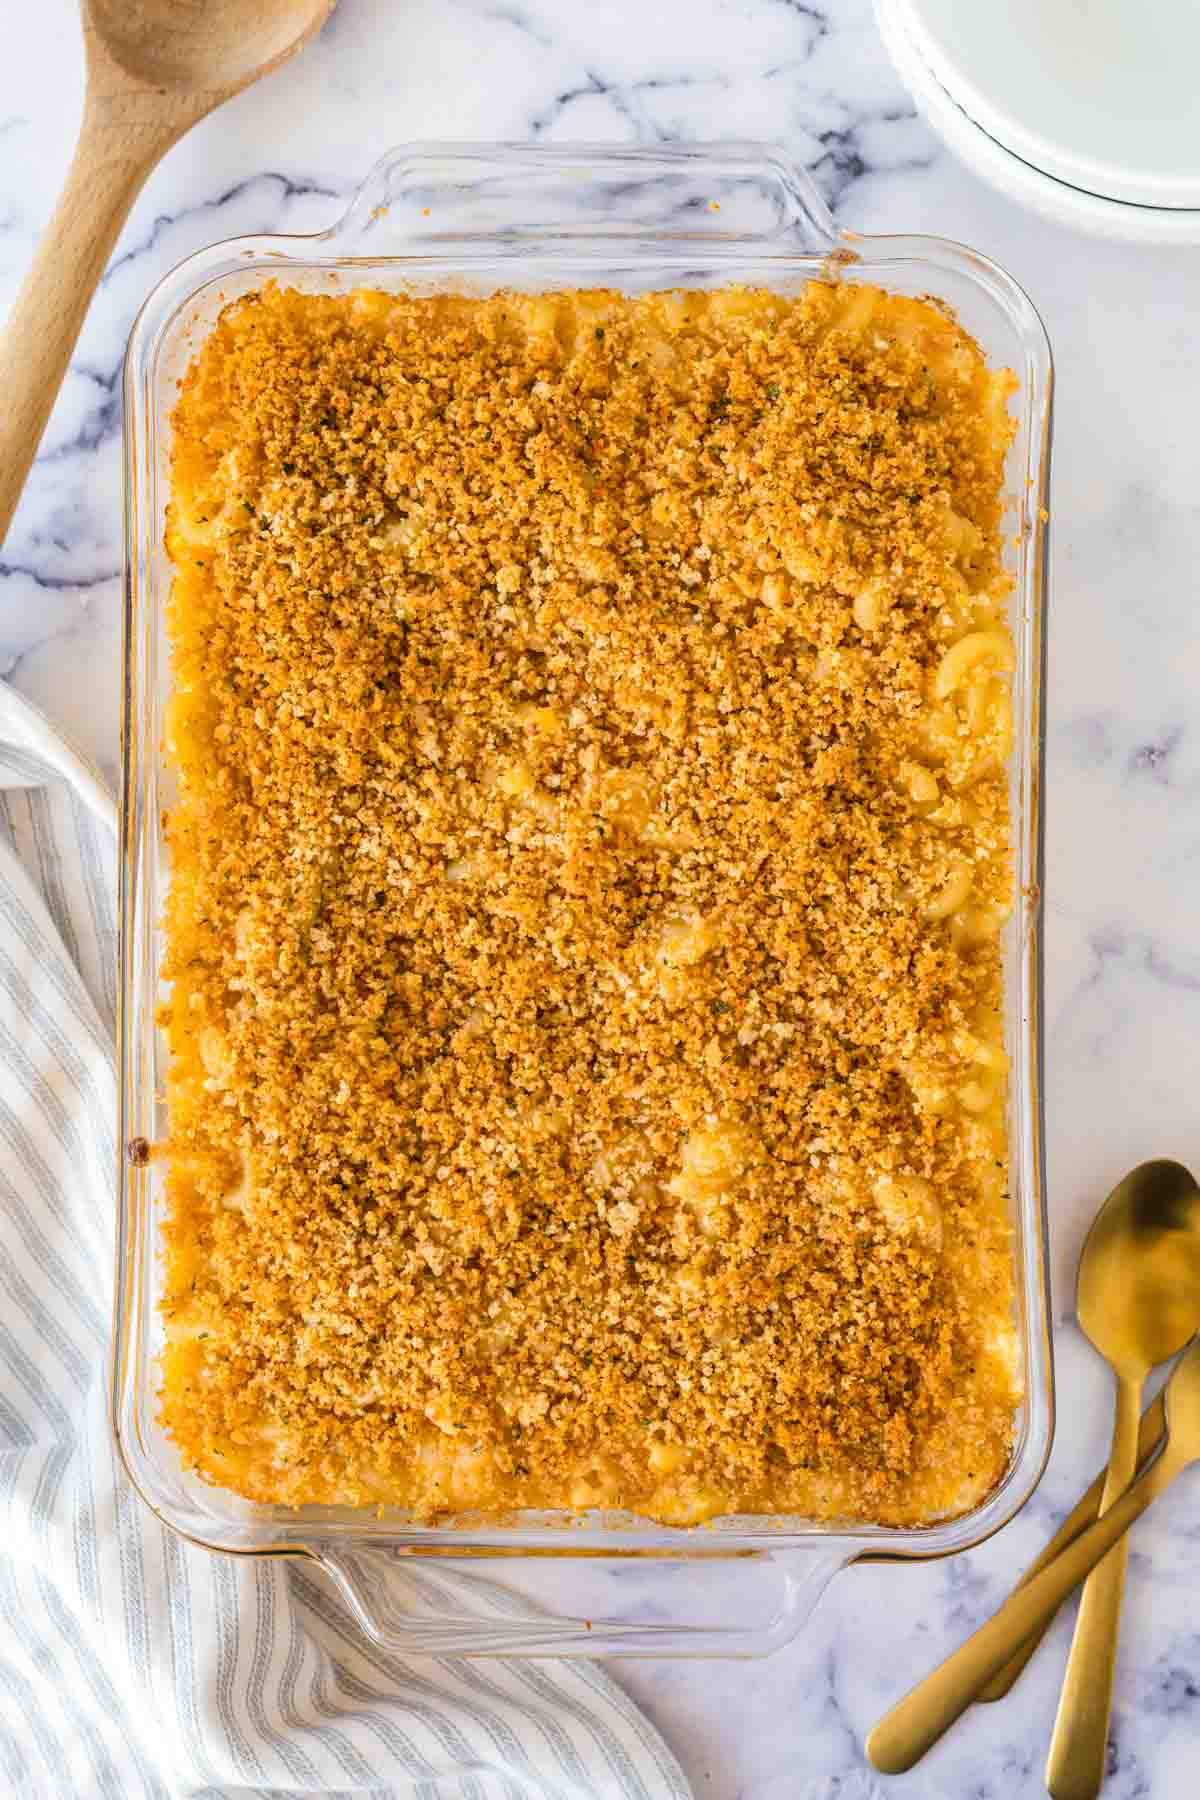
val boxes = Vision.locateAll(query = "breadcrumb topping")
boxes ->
[159,280,1020,1526]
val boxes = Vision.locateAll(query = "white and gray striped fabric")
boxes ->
[0,681,693,1800]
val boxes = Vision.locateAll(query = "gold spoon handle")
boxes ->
[977,1390,1166,1702]
[865,1445,1182,1777]
[1045,1372,1143,1798]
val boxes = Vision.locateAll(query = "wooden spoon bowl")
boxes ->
[0,0,335,543]
[89,0,330,90]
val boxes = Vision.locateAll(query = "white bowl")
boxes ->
[875,0,1200,244]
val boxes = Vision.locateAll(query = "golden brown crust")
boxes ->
[159,280,1019,1526]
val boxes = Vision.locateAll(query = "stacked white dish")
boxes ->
[875,0,1200,242]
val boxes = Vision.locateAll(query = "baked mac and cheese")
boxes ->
[159,280,1020,1525]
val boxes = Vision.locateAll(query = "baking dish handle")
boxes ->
[318,142,842,259]
[311,1543,849,1659]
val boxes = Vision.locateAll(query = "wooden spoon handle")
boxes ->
[0,101,175,544]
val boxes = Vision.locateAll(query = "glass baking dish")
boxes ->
[116,142,1053,1658]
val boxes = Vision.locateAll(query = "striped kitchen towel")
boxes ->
[0,679,692,1800]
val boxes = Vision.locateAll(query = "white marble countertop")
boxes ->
[5,1,1200,1795]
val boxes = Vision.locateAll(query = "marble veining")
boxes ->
[4,0,1200,1794]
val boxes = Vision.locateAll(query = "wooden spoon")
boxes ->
[0,0,334,544]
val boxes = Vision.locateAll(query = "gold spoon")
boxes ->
[1046,1159,1200,1799]
[974,1393,1166,1702]
[0,0,335,545]
[867,1332,1200,1775]
[984,1159,1200,1717]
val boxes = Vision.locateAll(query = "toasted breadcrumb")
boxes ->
[159,281,1020,1526]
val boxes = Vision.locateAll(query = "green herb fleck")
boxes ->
[766,383,781,401]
